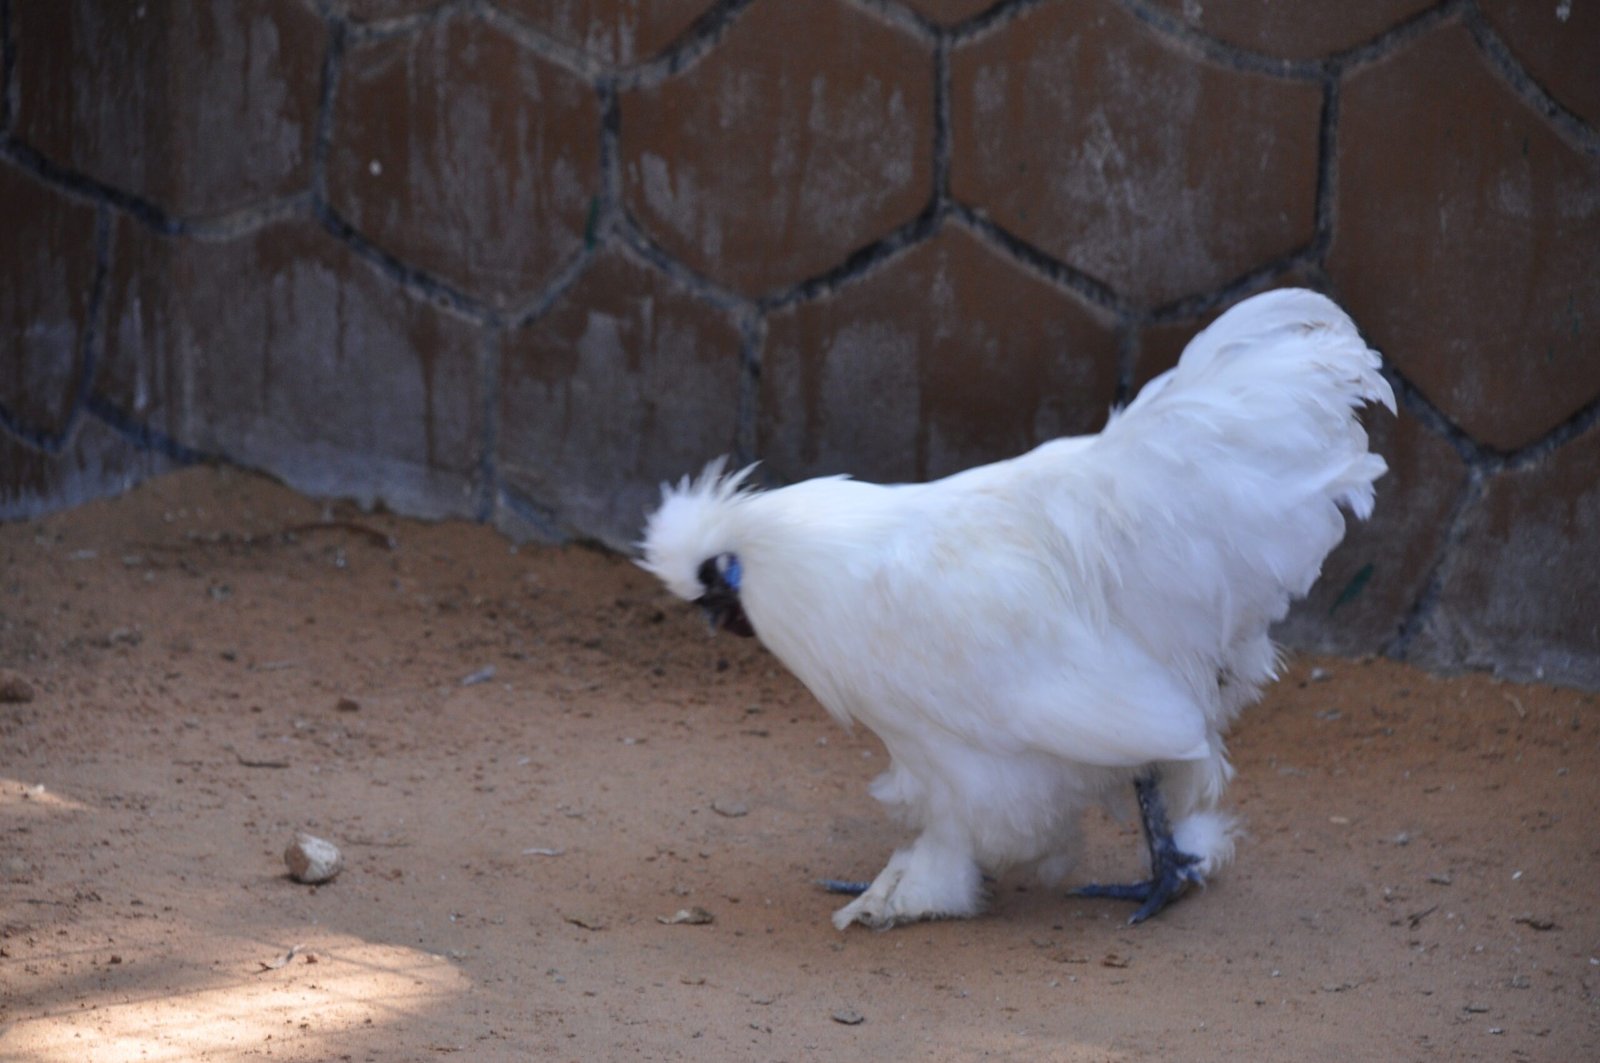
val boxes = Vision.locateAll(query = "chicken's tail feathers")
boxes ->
[636,456,761,602]
[1119,287,1394,436]
[1058,288,1394,671]
[1133,287,1393,398]
[1105,288,1394,537]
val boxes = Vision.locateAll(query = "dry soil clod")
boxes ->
[0,671,36,703]
[658,907,715,925]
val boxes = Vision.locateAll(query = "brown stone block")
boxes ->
[759,224,1119,486]
[1330,25,1600,453]
[0,166,98,440]
[1276,413,1463,655]
[0,415,173,521]
[497,247,742,545]
[498,0,714,66]
[102,218,485,516]
[328,12,601,308]
[1149,0,1435,60]
[620,0,933,297]
[1412,427,1600,688]
[1482,0,1600,127]
[951,0,1321,307]
[14,0,323,217]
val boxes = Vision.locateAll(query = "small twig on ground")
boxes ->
[227,745,291,769]
[346,837,413,848]
[1406,904,1439,929]
[281,521,398,551]
[257,943,305,972]
[136,520,398,555]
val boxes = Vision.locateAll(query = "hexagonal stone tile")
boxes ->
[0,166,98,442]
[498,0,714,66]
[951,0,1321,307]
[497,247,742,546]
[102,218,486,517]
[1329,24,1600,453]
[14,0,323,217]
[759,225,1119,485]
[1275,412,1463,656]
[620,0,933,298]
[1411,426,1600,689]
[1,415,173,521]
[1148,0,1436,60]
[1481,0,1600,127]
[328,12,601,308]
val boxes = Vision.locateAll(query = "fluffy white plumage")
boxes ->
[639,289,1395,930]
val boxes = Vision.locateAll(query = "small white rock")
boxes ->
[284,832,343,884]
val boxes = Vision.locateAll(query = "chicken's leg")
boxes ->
[1072,769,1202,924]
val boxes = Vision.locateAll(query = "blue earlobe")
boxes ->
[725,554,742,591]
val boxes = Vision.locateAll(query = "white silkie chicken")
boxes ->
[639,289,1394,930]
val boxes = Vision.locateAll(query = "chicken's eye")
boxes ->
[697,553,741,592]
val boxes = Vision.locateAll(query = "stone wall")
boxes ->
[2,1,1597,687]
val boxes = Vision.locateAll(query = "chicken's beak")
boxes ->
[696,580,755,638]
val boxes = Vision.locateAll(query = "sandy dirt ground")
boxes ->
[1,466,1596,1061]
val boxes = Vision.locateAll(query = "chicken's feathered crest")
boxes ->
[636,457,762,601]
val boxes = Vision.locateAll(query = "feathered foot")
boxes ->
[828,837,985,930]
[1072,770,1203,925]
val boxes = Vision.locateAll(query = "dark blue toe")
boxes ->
[819,878,871,896]
[1071,881,1156,902]
[1073,854,1200,924]
[1127,858,1201,925]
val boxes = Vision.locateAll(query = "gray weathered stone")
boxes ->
[1409,428,1600,689]
[101,218,486,518]
[0,166,98,442]
[496,247,742,548]
[14,0,322,217]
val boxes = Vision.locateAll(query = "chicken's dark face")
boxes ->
[696,553,754,638]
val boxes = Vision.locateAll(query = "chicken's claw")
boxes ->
[1071,769,1203,924]
[1072,850,1201,924]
